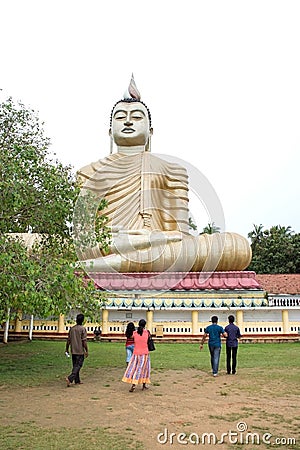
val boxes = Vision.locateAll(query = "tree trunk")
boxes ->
[29,315,34,340]
[3,308,10,343]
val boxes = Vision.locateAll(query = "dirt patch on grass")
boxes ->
[1,367,299,449]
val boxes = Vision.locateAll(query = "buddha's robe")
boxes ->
[78,152,190,234]
[77,152,252,272]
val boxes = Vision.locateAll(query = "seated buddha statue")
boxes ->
[77,76,251,273]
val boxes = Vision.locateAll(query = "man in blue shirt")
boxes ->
[200,316,227,377]
[224,315,241,375]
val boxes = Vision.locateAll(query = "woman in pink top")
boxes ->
[122,318,150,392]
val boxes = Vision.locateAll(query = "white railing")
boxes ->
[268,298,300,307]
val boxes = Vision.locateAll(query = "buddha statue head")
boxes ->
[109,75,153,154]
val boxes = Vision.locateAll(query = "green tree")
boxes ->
[0,96,109,327]
[247,223,264,252]
[0,235,105,322]
[200,222,221,234]
[0,96,76,236]
[248,224,300,273]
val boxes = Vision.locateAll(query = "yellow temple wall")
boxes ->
[3,306,300,341]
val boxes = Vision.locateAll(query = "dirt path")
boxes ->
[1,367,299,449]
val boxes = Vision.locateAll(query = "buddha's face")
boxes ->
[111,102,151,148]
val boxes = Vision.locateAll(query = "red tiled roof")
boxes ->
[255,274,300,295]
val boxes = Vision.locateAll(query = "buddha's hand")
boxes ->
[110,228,183,254]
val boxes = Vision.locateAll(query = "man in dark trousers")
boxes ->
[224,315,241,375]
[65,313,88,386]
[200,316,227,377]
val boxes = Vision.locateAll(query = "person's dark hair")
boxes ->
[110,99,152,127]
[76,314,84,325]
[137,318,146,336]
[228,315,235,323]
[211,316,218,324]
[125,322,135,338]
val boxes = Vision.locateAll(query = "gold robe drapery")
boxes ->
[78,152,190,234]
[77,152,252,272]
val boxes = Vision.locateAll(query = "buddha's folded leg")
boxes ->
[218,232,252,271]
[114,232,251,272]
[192,232,252,271]
[80,239,196,272]
[121,232,251,272]
[80,232,251,273]
[77,230,183,262]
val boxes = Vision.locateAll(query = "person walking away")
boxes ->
[200,316,227,377]
[65,313,88,386]
[125,322,135,365]
[225,315,241,374]
[122,319,150,392]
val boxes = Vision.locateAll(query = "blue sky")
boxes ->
[1,0,299,237]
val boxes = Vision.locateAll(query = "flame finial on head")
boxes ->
[123,74,141,101]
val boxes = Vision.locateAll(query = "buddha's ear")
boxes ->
[109,128,113,154]
[145,130,153,152]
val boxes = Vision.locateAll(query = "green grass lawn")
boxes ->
[1,340,299,387]
[1,340,299,450]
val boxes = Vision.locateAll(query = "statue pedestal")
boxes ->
[89,270,261,292]
[85,270,267,338]
[77,270,275,339]
[86,271,266,308]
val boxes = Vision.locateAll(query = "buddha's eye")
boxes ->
[114,114,126,120]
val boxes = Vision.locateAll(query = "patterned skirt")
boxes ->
[122,354,151,385]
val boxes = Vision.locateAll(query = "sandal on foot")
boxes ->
[142,384,149,390]
[129,385,136,392]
